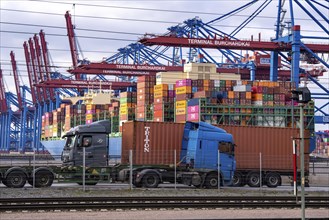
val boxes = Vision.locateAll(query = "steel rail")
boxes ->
[1,196,328,211]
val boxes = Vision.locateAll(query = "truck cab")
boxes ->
[182,122,236,186]
[61,120,110,167]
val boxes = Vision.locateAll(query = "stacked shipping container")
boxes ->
[153,84,175,122]
[175,79,192,122]
[119,92,136,131]
[136,76,155,121]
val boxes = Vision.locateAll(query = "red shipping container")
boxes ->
[175,114,186,123]
[218,125,310,172]
[153,117,163,122]
[154,97,168,104]
[153,110,163,118]
[154,104,163,111]
[176,94,193,101]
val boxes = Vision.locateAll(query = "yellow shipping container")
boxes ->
[86,114,93,120]
[176,100,187,109]
[154,84,168,91]
[176,107,186,115]
[154,90,168,98]
[120,103,135,108]
[176,86,192,95]
[120,108,127,115]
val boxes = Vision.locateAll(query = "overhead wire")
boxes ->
[0,21,325,34]
[26,0,326,22]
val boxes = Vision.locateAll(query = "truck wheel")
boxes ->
[232,172,245,187]
[247,172,260,187]
[265,173,281,188]
[35,171,54,187]
[142,173,159,188]
[5,171,26,188]
[205,174,220,189]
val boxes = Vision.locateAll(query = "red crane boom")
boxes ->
[39,30,55,99]
[33,34,49,102]
[23,41,37,104]
[65,11,80,73]
[37,79,135,90]
[10,51,23,109]
[139,36,329,53]
[0,69,8,112]
[69,62,291,80]
[28,38,44,103]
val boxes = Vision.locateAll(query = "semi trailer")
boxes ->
[0,120,236,188]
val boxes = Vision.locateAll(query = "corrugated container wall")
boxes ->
[121,121,185,165]
[219,125,310,172]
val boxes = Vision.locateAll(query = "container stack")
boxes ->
[52,107,65,138]
[153,84,175,122]
[175,79,192,122]
[119,91,136,131]
[44,112,53,138]
[315,131,329,156]
[136,76,156,121]
[187,98,199,122]
[109,101,120,133]
[85,104,95,124]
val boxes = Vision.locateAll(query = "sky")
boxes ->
[0,0,328,130]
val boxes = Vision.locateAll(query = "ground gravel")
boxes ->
[1,185,328,220]
[1,208,329,220]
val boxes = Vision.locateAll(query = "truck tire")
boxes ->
[265,172,281,188]
[232,172,245,187]
[34,171,54,187]
[142,173,159,188]
[4,171,26,188]
[247,172,260,187]
[205,174,220,189]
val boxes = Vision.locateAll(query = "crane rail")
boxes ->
[1,196,328,212]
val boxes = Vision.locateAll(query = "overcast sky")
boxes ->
[0,0,328,130]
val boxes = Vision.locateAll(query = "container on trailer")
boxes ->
[218,125,310,171]
[121,121,185,165]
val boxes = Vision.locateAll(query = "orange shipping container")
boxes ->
[246,92,252,99]
[228,91,234,99]
[252,93,263,101]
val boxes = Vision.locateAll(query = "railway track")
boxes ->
[1,196,328,211]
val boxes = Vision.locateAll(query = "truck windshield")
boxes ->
[64,136,76,149]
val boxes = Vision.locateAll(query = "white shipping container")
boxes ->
[233,85,252,92]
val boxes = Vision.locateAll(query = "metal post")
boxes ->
[218,150,220,191]
[129,150,133,190]
[33,150,36,188]
[174,149,177,190]
[293,139,297,197]
[83,147,86,192]
[300,104,305,220]
[260,152,262,190]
